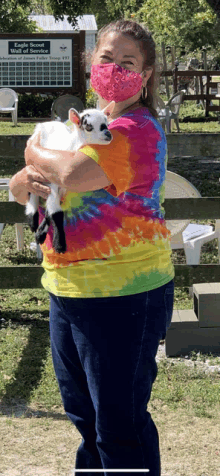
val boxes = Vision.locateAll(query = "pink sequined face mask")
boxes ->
[90,63,143,103]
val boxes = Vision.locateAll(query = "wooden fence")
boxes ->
[1,198,220,289]
[162,69,220,116]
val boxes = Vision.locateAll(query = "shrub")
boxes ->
[85,87,97,108]
[17,93,56,118]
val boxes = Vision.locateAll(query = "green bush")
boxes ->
[17,93,56,118]
[85,87,97,108]
[0,88,96,119]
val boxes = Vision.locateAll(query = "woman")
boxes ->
[9,19,175,476]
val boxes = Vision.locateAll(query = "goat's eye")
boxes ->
[100,124,107,131]
[85,124,93,132]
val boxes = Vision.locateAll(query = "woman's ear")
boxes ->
[102,101,115,117]
[142,69,152,87]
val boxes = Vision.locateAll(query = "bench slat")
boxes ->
[1,199,220,222]
[0,265,220,288]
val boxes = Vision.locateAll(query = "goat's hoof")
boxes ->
[54,246,66,254]
[53,235,66,254]
[27,212,39,233]
[54,243,67,254]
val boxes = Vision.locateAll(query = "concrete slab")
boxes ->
[169,309,198,330]
[193,282,220,327]
[210,283,220,294]
[170,309,181,322]
[193,283,214,297]
[194,282,220,296]
[165,326,220,357]
[193,283,220,301]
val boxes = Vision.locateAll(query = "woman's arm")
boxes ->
[9,165,51,205]
[25,133,112,192]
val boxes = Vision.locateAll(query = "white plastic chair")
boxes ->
[156,96,166,131]
[0,88,18,126]
[165,171,220,265]
[51,95,84,122]
[157,91,185,133]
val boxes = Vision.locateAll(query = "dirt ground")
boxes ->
[0,400,220,476]
[167,156,220,198]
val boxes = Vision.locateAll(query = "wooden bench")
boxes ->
[1,197,220,357]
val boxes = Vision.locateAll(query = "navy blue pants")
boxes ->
[49,279,174,476]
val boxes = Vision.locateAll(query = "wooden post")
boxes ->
[161,42,170,99]
[171,46,176,69]
[171,47,176,102]
[206,73,211,117]
[203,49,207,70]
[205,48,209,117]
[173,64,178,94]
[199,75,205,110]
[195,76,199,104]
[202,49,208,116]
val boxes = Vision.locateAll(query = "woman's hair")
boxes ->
[93,19,158,118]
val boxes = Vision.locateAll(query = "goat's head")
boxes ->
[68,101,115,145]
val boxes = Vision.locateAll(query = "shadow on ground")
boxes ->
[0,402,67,420]
[0,311,54,409]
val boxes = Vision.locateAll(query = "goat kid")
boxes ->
[25,101,115,254]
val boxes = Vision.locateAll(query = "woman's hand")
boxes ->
[9,165,51,205]
[24,132,41,166]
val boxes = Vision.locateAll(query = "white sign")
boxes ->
[0,39,72,87]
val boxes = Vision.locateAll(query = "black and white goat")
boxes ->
[25,101,115,254]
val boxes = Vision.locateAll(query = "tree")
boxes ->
[28,0,53,15]
[135,0,219,52]
[84,0,144,29]
[84,0,113,30]
[102,0,144,20]
[0,0,39,32]
[18,0,92,26]
[0,0,97,33]
[205,0,220,16]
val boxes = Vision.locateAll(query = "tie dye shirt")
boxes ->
[41,107,174,297]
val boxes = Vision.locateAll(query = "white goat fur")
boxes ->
[25,102,114,253]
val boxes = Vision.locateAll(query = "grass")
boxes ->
[151,359,220,418]
[160,93,220,132]
[0,106,220,475]
[0,122,36,135]
[179,99,220,133]
[1,312,220,416]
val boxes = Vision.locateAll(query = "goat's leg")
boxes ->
[35,213,51,245]
[50,211,66,254]
[40,184,66,253]
[48,184,66,253]
[25,193,39,232]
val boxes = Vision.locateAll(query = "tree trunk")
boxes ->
[161,42,170,99]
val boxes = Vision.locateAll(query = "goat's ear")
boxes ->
[102,101,115,118]
[69,108,81,126]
